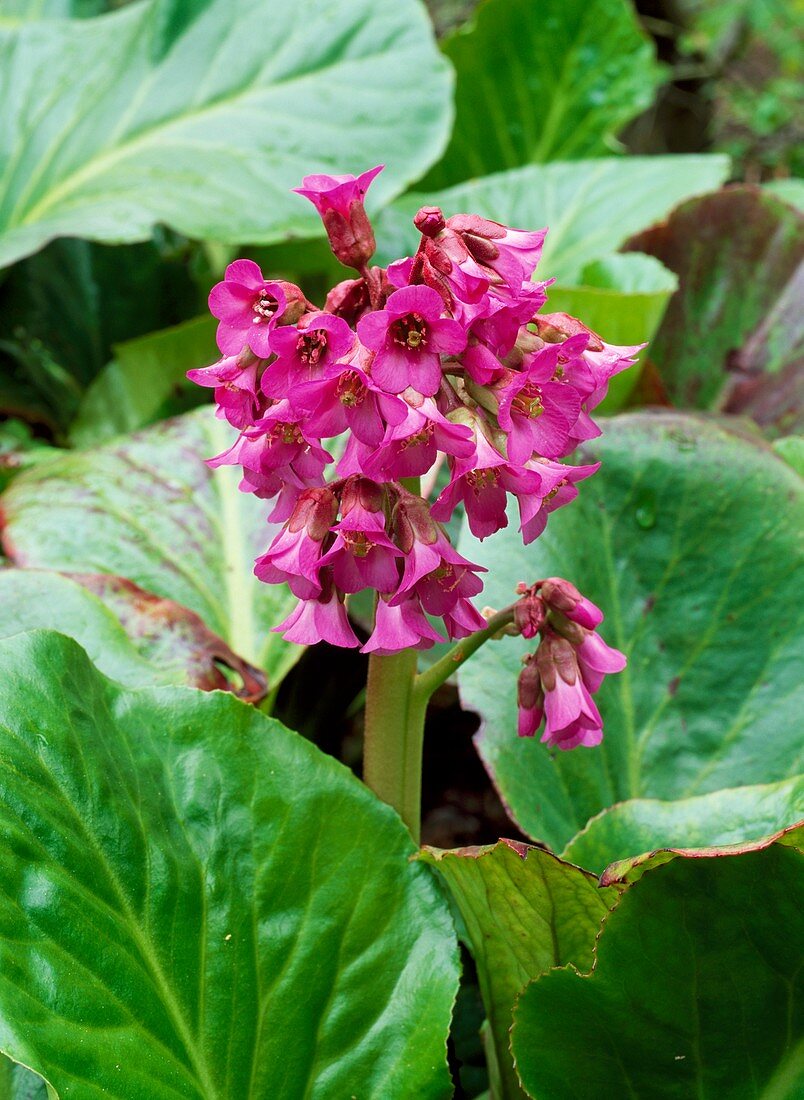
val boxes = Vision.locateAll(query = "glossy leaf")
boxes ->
[0,408,301,684]
[458,412,804,851]
[626,186,804,409]
[773,434,804,475]
[421,841,616,1099]
[69,315,216,447]
[377,156,730,284]
[421,0,664,189]
[0,568,264,697]
[512,839,804,1099]
[563,776,804,873]
[0,0,452,267]
[0,630,459,1098]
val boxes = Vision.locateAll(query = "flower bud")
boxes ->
[414,206,446,238]
[540,577,603,630]
[517,654,544,737]
[287,487,338,541]
[514,592,546,639]
[392,491,439,553]
[275,281,308,326]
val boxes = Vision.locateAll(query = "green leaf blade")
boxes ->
[512,841,804,1099]
[377,156,731,284]
[1,408,301,684]
[421,0,664,189]
[421,841,616,1099]
[457,412,804,852]
[0,0,453,267]
[0,630,459,1098]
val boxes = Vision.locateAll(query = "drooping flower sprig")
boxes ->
[189,165,632,751]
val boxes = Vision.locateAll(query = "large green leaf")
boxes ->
[377,156,730,284]
[0,408,301,684]
[0,0,452,268]
[420,841,617,1099]
[0,630,459,1097]
[563,776,804,874]
[0,568,267,697]
[626,186,804,410]
[457,412,804,852]
[421,0,664,190]
[511,838,804,1098]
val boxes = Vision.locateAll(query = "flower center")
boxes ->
[252,291,279,323]
[400,423,434,450]
[391,312,429,350]
[297,330,328,365]
[268,422,303,446]
[336,370,367,408]
[466,468,499,493]
[512,384,543,419]
[343,531,374,558]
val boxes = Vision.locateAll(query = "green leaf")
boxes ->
[377,155,731,284]
[0,569,267,697]
[457,412,804,852]
[765,178,804,212]
[69,315,217,447]
[1,408,301,684]
[0,238,202,431]
[0,1055,47,1100]
[626,186,804,410]
[0,0,452,268]
[563,776,804,874]
[421,0,664,189]
[773,434,804,475]
[420,841,617,1099]
[0,629,459,1098]
[546,253,678,412]
[511,839,804,1099]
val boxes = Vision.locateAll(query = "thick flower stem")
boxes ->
[362,605,517,844]
[363,649,423,842]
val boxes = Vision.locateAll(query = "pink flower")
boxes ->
[445,213,546,291]
[186,351,262,430]
[290,364,407,447]
[392,526,487,640]
[294,165,383,270]
[517,654,544,737]
[254,487,337,599]
[262,313,355,399]
[519,458,600,544]
[209,261,304,358]
[357,285,466,396]
[316,479,402,594]
[576,629,627,693]
[274,574,359,648]
[536,632,603,750]
[539,577,603,630]
[362,593,445,655]
[462,285,547,383]
[362,396,474,481]
[431,426,543,540]
[495,358,582,463]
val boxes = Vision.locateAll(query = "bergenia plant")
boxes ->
[189,165,637,840]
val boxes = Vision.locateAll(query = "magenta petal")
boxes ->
[209,282,254,323]
[386,284,443,318]
[371,345,414,393]
[429,317,467,356]
[224,259,264,289]
[356,310,391,351]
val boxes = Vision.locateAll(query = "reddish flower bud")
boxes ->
[414,206,446,238]
[294,166,383,271]
[540,577,603,630]
[514,592,546,639]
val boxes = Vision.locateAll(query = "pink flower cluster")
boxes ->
[189,164,638,662]
[514,579,626,750]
